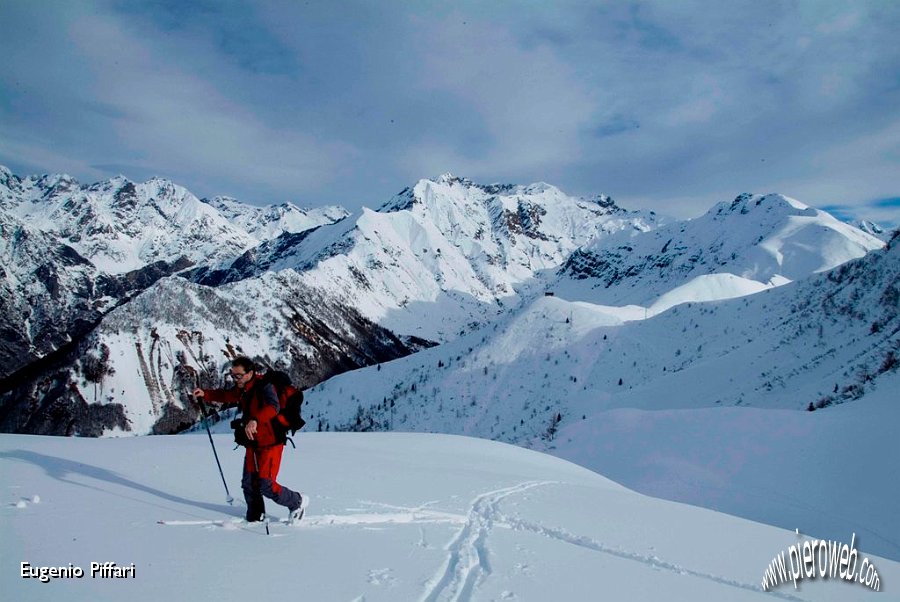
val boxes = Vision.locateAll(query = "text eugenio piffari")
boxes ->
[21,561,135,583]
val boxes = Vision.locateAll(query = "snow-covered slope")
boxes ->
[3,432,895,601]
[551,370,900,563]
[558,193,884,311]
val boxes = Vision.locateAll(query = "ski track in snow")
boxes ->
[419,481,805,602]
[159,509,468,530]
[499,516,806,602]
[421,481,550,602]
[158,480,807,601]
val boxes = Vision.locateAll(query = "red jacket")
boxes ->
[201,374,281,447]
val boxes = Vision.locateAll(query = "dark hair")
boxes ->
[231,356,256,373]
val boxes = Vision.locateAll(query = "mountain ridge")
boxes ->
[0,165,893,442]
[557,192,884,309]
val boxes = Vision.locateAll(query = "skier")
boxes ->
[193,356,309,524]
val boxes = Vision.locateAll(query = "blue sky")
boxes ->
[1,0,898,225]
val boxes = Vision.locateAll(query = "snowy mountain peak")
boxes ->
[857,219,884,235]
[706,193,883,257]
[33,172,81,197]
[586,193,625,213]
[559,191,885,308]
[0,164,21,191]
[378,176,607,227]
[717,192,812,219]
[201,194,350,240]
[247,174,660,341]
[434,172,470,186]
[400,176,634,244]
[0,168,351,275]
[856,219,894,242]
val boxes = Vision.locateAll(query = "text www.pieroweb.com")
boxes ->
[761,533,880,592]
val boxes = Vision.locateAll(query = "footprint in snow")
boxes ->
[367,568,397,587]
[11,495,40,508]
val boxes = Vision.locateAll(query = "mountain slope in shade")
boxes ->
[557,193,884,310]
[0,209,107,373]
[3,432,896,601]
[551,371,900,562]
[0,271,416,437]
[0,205,197,381]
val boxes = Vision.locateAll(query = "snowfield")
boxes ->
[2,432,897,601]
[551,372,900,563]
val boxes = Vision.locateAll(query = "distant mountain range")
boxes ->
[0,165,893,439]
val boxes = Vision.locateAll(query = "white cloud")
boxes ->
[816,10,861,34]
[412,15,597,176]
[62,12,354,201]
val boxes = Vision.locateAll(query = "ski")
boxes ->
[157,519,230,526]
[159,496,308,529]
[157,517,297,527]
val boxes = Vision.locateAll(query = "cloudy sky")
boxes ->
[1,0,898,224]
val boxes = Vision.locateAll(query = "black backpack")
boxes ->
[264,370,306,441]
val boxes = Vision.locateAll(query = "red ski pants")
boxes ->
[244,444,285,495]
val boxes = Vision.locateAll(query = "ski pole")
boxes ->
[192,389,234,505]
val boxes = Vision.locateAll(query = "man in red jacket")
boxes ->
[193,357,308,524]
